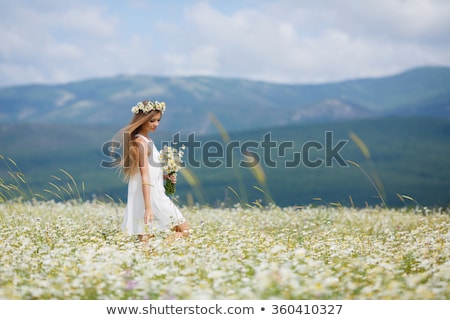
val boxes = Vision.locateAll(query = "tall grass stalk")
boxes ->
[348,132,387,207]
[209,113,248,205]
[253,186,275,206]
[397,194,428,213]
[1,154,85,203]
[46,173,82,201]
[347,160,388,208]
[245,152,275,206]
[227,186,246,207]
[0,154,36,201]
[60,169,82,200]
[178,167,206,205]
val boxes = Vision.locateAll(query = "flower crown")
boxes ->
[131,100,166,114]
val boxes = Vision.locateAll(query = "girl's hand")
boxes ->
[168,173,177,184]
[144,208,153,225]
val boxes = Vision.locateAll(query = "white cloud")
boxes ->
[0,0,122,85]
[0,0,449,87]
[176,0,450,83]
[331,0,450,41]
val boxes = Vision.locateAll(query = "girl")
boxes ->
[114,100,189,241]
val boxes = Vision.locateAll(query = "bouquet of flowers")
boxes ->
[160,144,185,195]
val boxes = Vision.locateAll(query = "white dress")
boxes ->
[122,134,186,235]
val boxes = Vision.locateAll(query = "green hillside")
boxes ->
[183,117,450,208]
[1,117,449,208]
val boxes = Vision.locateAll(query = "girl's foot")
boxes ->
[138,234,154,242]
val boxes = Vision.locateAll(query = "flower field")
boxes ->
[0,200,449,299]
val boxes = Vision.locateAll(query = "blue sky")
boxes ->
[1,0,449,87]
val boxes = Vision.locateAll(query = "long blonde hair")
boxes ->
[112,103,162,182]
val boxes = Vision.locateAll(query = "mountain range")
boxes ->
[1,66,449,133]
[0,66,449,207]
